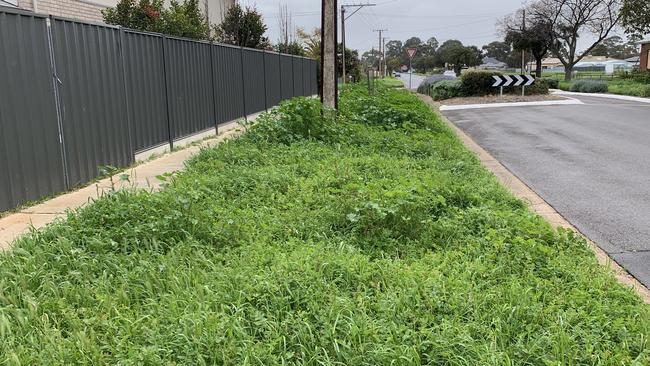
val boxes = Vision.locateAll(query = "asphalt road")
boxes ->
[442,94,650,287]
[397,72,426,90]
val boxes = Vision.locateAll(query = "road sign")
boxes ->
[406,48,417,59]
[492,75,535,87]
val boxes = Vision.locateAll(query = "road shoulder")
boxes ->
[419,93,650,304]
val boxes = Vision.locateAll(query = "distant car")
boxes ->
[394,72,401,77]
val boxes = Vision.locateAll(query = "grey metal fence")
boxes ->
[0,7,318,212]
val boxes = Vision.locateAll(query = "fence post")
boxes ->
[45,16,70,189]
[239,46,248,121]
[278,52,283,101]
[118,27,135,163]
[209,41,218,135]
[262,50,268,112]
[161,35,174,150]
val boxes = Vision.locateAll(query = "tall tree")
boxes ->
[529,0,623,80]
[163,0,210,40]
[337,45,361,82]
[482,41,512,63]
[438,40,481,76]
[589,35,640,59]
[297,27,321,60]
[214,4,270,49]
[621,0,650,36]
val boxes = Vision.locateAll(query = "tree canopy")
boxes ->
[214,4,270,49]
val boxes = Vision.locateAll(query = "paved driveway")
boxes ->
[442,94,650,287]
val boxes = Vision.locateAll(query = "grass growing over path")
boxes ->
[1,84,649,364]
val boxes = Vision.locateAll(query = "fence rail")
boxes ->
[0,8,319,212]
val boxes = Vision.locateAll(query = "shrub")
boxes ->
[460,71,503,96]
[431,79,463,100]
[570,80,608,93]
[416,74,456,94]
[524,78,550,95]
[540,78,559,89]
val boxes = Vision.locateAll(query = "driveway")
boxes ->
[442,94,650,287]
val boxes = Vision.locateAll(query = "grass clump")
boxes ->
[0,84,649,364]
[430,79,463,100]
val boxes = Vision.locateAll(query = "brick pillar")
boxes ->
[641,44,650,72]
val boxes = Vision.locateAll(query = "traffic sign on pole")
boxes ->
[406,48,417,89]
[492,75,535,87]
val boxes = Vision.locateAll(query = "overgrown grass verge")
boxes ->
[1,83,649,364]
[559,79,650,97]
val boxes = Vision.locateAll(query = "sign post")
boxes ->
[406,47,417,89]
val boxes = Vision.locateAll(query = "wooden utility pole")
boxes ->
[321,0,338,108]
[341,3,376,84]
[373,29,387,77]
[382,36,388,77]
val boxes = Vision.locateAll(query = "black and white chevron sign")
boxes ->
[492,75,535,87]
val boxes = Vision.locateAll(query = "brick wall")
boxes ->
[17,0,106,23]
[642,44,650,72]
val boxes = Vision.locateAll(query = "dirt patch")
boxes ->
[439,94,567,106]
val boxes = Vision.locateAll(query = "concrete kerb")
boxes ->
[439,98,584,111]
[0,119,249,251]
[419,93,650,304]
[552,89,650,103]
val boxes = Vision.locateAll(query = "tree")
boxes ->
[482,41,512,63]
[385,57,401,73]
[214,4,270,49]
[361,49,382,70]
[589,35,639,59]
[337,45,361,82]
[297,27,321,60]
[438,40,481,76]
[385,40,403,60]
[163,0,210,40]
[103,0,164,33]
[621,0,650,36]
[276,41,305,56]
[103,0,210,40]
[529,0,623,80]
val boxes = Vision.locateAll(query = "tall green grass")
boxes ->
[0,84,648,364]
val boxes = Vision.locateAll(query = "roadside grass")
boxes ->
[558,78,650,97]
[378,77,404,88]
[1,84,649,364]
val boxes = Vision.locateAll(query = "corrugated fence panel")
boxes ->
[293,56,303,97]
[302,58,311,96]
[242,48,266,115]
[311,60,319,95]
[212,44,244,124]
[51,18,132,187]
[123,30,169,153]
[264,51,282,109]
[0,11,66,212]
[280,54,294,100]
[164,38,214,139]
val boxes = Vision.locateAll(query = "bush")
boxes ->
[460,71,503,96]
[416,74,456,94]
[570,80,609,93]
[431,79,463,100]
[524,78,550,95]
[540,78,559,89]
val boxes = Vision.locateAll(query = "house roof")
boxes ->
[638,36,650,45]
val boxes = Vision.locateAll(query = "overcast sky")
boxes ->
[240,0,526,52]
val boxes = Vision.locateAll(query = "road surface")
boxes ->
[397,72,426,90]
[442,94,650,288]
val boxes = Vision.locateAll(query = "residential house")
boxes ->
[2,0,234,26]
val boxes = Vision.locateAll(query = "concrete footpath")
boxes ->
[0,122,245,250]
[418,94,650,304]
